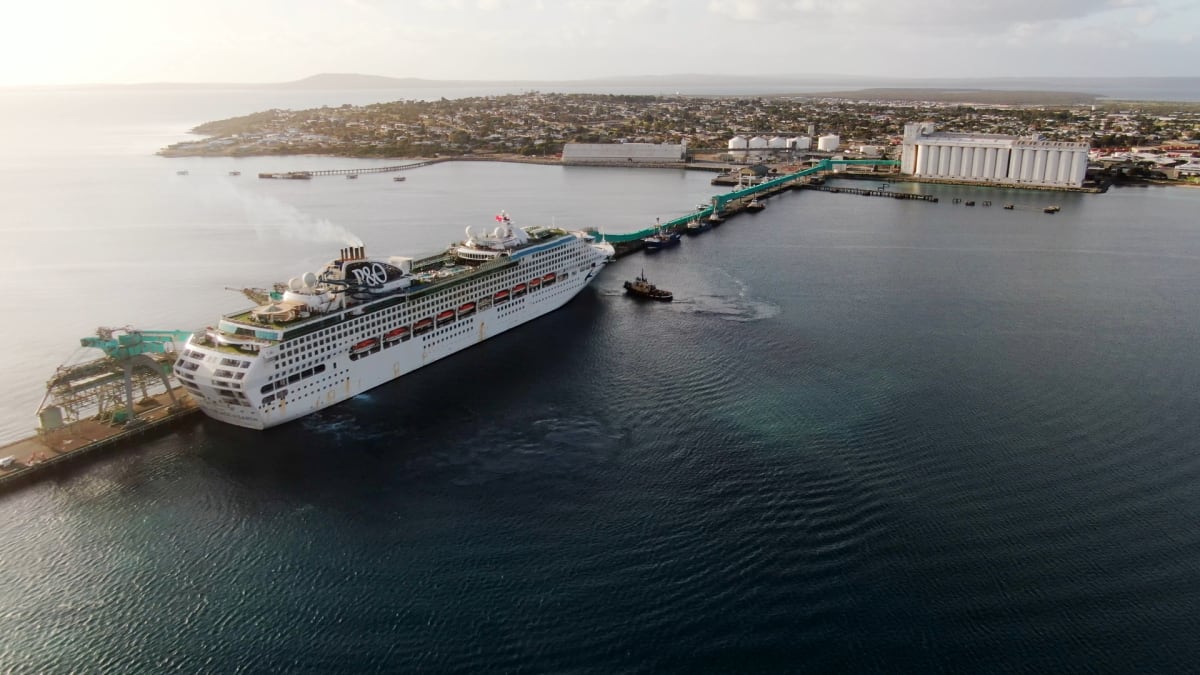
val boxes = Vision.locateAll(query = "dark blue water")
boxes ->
[3,90,1200,673]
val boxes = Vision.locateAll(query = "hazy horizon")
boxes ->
[2,0,1197,87]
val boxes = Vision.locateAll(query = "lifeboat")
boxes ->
[436,309,456,325]
[383,326,409,343]
[495,289,510,302]
[413,318,433,334]
[513,283,527,296]
[542,273,556,285]
[350,338,378,355]
[458,302,476,316]
[529,277,541,289]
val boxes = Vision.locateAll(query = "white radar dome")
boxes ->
[288,277,303,292]
[302,272,318,288]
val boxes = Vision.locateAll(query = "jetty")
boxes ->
[0,328,198,492]
[259,158,445,179]
[597,158,901,256]
[796,184,938,202]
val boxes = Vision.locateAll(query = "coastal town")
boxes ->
[159,92,1200,186]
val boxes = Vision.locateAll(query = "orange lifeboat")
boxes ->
[513,283,527,296]
[495,289,510,302]
[436,309,456,325]
[529,277,541,289]
[351,338,378,355]
[383,326,409,342]
[459,302,476,315]
[413,318,433,333]
[542,273,556,284]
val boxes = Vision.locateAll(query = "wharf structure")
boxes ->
[899,123,1089,189]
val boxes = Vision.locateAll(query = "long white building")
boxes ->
[562,142,685,164]
[900,123,1089,188]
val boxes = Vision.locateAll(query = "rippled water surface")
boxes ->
[2,90,1200,673]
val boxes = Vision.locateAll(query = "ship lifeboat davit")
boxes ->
[350,338,378,355]
[383,326,409,343]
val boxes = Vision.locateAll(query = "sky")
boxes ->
[1,0,1197,86]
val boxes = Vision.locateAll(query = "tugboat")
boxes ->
[745,197,765,212]
[707,210,725,226]
[624,270,673,302]
[685,218,711,235]
[642,227,682,252]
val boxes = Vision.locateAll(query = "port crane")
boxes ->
[37,327,194,433]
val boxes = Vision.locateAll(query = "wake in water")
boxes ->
[614,268,779,322]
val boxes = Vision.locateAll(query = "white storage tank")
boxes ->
[728,135,748,150]
[817,134,840,152]
[858,145,880,157]
[748,135,769,149]
[768,136,788,149]
[789,136,811,150]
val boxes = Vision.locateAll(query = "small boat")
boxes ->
[1044,205,1061,214]
[707,211,725,226]
[513,283,527,296]
[624,270,673,302]
[642,229,682,252]
[542,273,557,285]
[1003,204,1015,210]
[495,289,510,302]
[964,200,975,206]
[383,326,410,343]
[529,277,541,289]
[176,170,189,176]
[350,338,378,355]
[228,170,241,176]
[696,202,710,211]
[346,174,358,180]
[413,318,434,334]
[393,176,406,182]
[436,310,456,325]
[745,197,765,212]
[458,302,476,316]
[686,219,711,235]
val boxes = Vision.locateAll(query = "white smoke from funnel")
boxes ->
[240,192,362,246]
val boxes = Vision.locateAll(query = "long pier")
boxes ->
[599,158,901,245]
[796,184,939,202]
[259,158,446,179]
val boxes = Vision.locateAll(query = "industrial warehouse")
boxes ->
[561,142,687,165]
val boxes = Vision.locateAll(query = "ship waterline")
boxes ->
[176,216,614,429]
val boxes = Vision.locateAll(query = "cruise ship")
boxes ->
[175,214,615,429]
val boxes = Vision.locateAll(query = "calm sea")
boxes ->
[2,88,1200,673]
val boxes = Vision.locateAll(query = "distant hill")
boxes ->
[799,88,1100,105]
[34,73,1200,103]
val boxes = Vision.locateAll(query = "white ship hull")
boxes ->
[176,227,612,430]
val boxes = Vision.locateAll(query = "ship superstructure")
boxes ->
[176,214,614,429]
